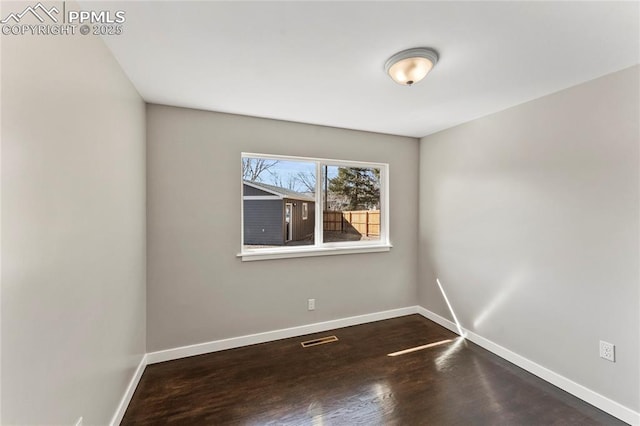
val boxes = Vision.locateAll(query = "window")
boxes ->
[240,153,390,261]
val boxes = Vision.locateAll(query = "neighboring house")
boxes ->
[243,180,315,245]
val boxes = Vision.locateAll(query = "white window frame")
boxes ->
[285,202,293,242]
[239,152,391,261]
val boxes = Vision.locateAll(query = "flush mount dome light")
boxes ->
[385,47,439,86]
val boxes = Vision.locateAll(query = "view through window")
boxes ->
[322,165,381,243]
[241,154,387,255]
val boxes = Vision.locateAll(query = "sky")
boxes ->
[245,158,338,193]
[244,157,380,194]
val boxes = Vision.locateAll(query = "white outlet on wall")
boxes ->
[599,340,615,362]
[308,298,315,311]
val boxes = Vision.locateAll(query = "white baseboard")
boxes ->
[110,354,148,426]
[417,306,461,335]
[416,306,640,426]
[146,306,419,364]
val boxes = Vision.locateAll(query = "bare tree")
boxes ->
[242,158,279,181]
[271,172,298,191]
[294,171,316,193]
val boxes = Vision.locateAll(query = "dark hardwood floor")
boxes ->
[122,315,625,425]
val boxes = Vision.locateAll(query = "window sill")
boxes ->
[238,243,392,262]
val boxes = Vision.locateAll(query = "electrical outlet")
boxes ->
[599,341,615,362]
[308,298,315,311]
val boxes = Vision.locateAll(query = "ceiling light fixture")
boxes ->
[385,47,439,86]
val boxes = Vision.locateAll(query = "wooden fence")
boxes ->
[323,210,380,237]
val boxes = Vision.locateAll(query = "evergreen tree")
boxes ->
[328,167,380,210]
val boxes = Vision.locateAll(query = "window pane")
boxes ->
[322,165,381,243]
[242,157,316,249]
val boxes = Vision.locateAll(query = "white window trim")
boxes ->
[239,244,393,261]
[240,152,391,261]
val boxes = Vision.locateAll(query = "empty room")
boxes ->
[2,1,639,425]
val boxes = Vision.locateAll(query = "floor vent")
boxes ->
[301,335,339,348]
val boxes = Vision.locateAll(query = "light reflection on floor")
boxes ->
[307,400,324,426]
[435,336,467,371]
[387,338,454,357]
[472,356,504,415]
[302,381,395,425]
[372,381,394,422]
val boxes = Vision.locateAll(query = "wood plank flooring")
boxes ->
[122,315,625,425]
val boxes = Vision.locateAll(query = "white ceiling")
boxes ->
[91,1,639,138]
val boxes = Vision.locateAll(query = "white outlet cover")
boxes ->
[599,340,615,362]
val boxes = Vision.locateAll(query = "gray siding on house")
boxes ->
[243,199,283,245]
[244,185,275,197]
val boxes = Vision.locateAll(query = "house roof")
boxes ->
[243,180,315,202]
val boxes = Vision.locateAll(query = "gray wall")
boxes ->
[147,105,419,351]
[1,15,147,426]
[418,66,639,410]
